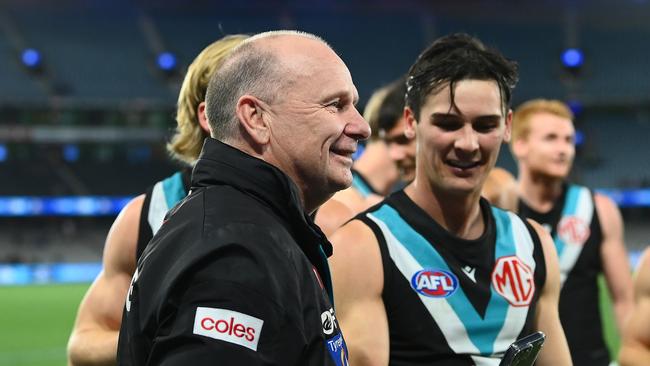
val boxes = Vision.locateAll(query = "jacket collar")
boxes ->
[191,138,334,295]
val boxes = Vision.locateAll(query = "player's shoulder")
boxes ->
[593,190,618,211]
[102,194,147,274]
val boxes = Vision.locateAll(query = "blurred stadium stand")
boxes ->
[0,0,648,279]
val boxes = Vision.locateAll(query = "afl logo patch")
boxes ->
[410,269,459,298]
[492,256,535,307]
[557,216,590,246]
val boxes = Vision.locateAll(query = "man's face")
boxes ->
[384,116,417,183]
[263,37,370,208]
[517,112,575,179]
[405,79,510,196]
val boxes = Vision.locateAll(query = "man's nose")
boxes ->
[345,107,371,141]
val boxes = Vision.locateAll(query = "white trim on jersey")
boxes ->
[558,187,594,285]
[148,182,168,236]
[368,212,481,356]
[493,212,536,357]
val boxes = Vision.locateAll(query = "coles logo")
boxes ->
[193,307,264,351]
[410,269,458,298]
[557,216,590,246]
[491,256,535,307]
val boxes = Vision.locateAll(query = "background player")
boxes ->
[510,98,634,365]
[66,34,248,366]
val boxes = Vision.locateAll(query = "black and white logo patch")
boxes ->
[321,308,337,335]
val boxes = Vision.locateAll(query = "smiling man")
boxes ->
[511,99,633,365]
[117,30,370,365]
[329,33,571,365]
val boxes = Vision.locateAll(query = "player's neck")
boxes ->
[518,169,564,212]
[405,182,484,240]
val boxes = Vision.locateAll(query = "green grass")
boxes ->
[0,280,621,365]
[599,274,621,360]
[0,284,89,366]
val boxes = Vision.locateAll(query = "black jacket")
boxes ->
[117,138,349,365]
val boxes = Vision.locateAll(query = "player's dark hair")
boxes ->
[406,33,518,120]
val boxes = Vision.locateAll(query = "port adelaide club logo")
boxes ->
[410,269,459,298]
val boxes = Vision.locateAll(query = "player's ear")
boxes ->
[404,107,417,139]
[503,109,513,143]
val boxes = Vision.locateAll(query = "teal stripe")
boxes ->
[352,172,372,198]
[553,184,582,256]
[374,205,511,355]
[491,207,517,259]
[161,172,187,209]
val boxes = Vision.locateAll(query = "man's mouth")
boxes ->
[446,160,481,170]
[330,147,356,162]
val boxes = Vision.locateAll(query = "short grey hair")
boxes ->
[205,30,328,141]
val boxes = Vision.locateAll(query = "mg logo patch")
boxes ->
[491,256,535,307]
[557,216,590,246]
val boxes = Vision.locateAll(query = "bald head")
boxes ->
[205,31,336,142]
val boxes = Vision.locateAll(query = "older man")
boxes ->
[117,30,370,365]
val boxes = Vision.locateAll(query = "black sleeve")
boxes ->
[146,250,305,365]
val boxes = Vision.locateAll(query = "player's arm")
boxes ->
[596,193,634,332]
[330,186,369,213]
[67,195,144,366]
[528,219,572,366]
[329,219,389,366]
[482,167,518,212]
[619,249,650,366]
[314,198,354,237]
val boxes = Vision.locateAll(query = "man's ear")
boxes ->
[197,102,211,134]
[235,95,270,145]
[404,107,417,139]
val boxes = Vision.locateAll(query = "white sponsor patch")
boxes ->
[193,307,264,351]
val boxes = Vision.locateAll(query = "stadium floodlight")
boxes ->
[157,51,177,71]
[567,99,584,117]
[21,48,42,69]
[575,130,585,146]
[63,144,80,162]
[561,48,584,69]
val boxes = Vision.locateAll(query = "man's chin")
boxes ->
[327,172,354,193]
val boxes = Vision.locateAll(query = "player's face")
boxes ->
[264,38,370,209]
[520,112,575,179]
[406,79,510,196]
[384,117,417,183]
